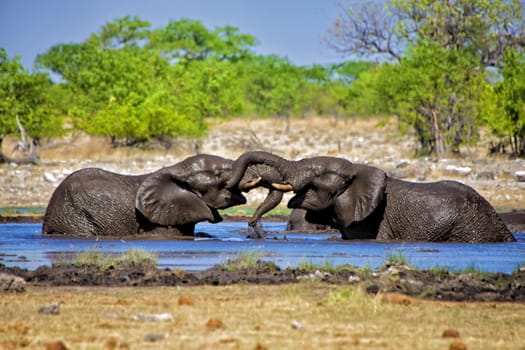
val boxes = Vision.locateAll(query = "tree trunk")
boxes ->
[0,136,40,165]
[0,135,40,165]
[431,109,444,159]
[0,116,41,165]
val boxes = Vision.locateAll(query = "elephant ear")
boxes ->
[334,164,387,227]
[135,171,214,226]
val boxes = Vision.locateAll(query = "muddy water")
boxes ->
[1,222,524,273]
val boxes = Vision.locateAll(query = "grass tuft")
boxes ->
[298,259,357,274]
[428,265,450,279]
[54,248,157,270]
[222,251,278,271]
[116,248,158,268]
[298,259,335,273]
[382,250,409,267]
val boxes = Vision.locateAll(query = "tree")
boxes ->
[37,44,177,145]
[326,61,378,118]
[148,18,258,62]
[86,15,151,49]
[35,17,252,147]
[482,48,525,156]
[242,55,309,130]
[326,1,404,61]
[0,49,63,163]
[169,58,245,132]
[328,0,525,67]
[327,0,525,157]
[380,41,487,157]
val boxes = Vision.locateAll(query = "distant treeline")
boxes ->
[2,0,525,158]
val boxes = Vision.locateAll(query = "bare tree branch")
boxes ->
[0,116,40,165]
[12,115,31,154]
[325,1,405,62]
[325,0,525,67]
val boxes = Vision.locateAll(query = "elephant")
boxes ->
[42,154,247,238]
[226,151,516,243]
[224,159,287,228]
[286,208,335,232]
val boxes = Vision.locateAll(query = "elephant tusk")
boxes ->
[242,177,262,189]
[272,183,293,191]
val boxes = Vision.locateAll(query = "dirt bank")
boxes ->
[2,260,525,302]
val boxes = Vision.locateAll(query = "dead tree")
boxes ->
[0,116,40,165]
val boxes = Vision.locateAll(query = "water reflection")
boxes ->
[0,222,524,273]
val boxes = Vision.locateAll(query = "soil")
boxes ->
[2,259,524,302]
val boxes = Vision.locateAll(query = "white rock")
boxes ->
[291,319,305,329]
[0,272,26,292]
[131,313,174,322]
[444,165,472,175]
[515,171,525,182]
[43,172,57,183]
[348,275,361,284]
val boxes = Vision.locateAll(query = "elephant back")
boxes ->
[43,168,145,237]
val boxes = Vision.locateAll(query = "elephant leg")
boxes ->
[249,189,283,227]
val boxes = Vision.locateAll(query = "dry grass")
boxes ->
[4,116,405,162]
[1,284,524,349]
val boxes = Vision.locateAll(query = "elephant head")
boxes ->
[43,154,246,238]
[286,161,387,228]
[227,151,387,228]
[225,151,288,227]
[136,154,247,226]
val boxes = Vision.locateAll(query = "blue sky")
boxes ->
[0,0,345,69]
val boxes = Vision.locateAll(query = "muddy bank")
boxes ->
[2,260,525,302]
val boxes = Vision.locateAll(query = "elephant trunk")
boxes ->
[226,151,293,189]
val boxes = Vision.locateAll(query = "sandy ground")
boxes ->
[1,116,524,210]
[1,283,524,350]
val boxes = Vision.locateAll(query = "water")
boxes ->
[1,222,524,273]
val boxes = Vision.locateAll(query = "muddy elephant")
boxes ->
[42,154,247,238]
[286,208,334,232]
[223,158,288,227]
[227,151,515,243]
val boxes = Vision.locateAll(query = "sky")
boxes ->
[0,0,345,70]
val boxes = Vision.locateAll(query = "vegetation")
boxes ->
[222,251,266,271]
[327,0,525,157]
[221,251,283,272]
[297,259,359,274]
[383,250,409,266]
[298,259,338,273]
[2,1,525,158]
[54,248,158,269]
[0,49,64,161]
[428,266,450,279]
[0,206,44,216]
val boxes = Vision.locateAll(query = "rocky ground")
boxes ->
[1,116,525,210]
